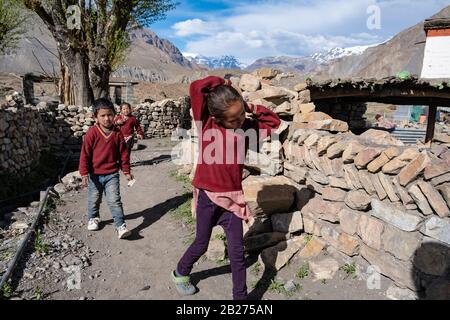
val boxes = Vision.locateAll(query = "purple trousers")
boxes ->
[177,190,247,300]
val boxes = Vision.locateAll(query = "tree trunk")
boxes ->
[62,51,94,107]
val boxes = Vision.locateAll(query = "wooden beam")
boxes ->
[425,105,437,144]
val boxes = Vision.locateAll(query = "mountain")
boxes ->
[0,12,203,83]
[247,5,450,80]
[184,54,246,70]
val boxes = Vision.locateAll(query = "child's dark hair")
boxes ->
[206,85,244,119]
[121,102,131,110]
[93,98,115,116]
[375,114,382,121]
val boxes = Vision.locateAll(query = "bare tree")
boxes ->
[23,0,177,106]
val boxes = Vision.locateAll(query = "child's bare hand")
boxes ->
[125,173,134,181]
[137,134,144,140]
[81,176,89,188]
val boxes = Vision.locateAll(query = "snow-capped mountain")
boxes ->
[183,53,247,70]
[311,44,380,64]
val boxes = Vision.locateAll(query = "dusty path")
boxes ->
[9,139,393,300]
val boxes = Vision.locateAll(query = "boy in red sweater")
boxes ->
[79,98,133,239]
[114,102,144,155]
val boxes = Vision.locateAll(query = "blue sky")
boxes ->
[149,0,450,64]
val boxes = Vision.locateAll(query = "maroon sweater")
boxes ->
[114,114,144,137]
[191,76,281,192]
[79,124,131,176]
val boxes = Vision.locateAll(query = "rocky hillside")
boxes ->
[247,5,450,80]
[0,12,203,83]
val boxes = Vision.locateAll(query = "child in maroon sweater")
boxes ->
[171,76,281,300]
[114,102,144,155]
[79,98,133,239]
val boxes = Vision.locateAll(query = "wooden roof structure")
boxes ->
[306,76,450,143]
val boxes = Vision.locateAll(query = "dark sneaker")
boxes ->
[171,270,196,296]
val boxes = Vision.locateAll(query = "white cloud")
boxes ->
[171,0,450,64]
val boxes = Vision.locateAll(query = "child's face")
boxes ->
[96,108,115,129]
[121,105,131,116]
[216,101,245,130]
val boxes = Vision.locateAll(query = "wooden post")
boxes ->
[114,86,122,105]
[425,105,437,144]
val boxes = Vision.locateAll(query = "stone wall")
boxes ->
[0,92,191,176]
[182,71,450,299]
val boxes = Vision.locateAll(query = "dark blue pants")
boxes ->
[177,190,247,300]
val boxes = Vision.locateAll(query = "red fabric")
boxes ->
[191,76,281,192]
[114,114,144,137]
[79,124,131,176]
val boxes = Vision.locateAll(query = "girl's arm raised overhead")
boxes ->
[246,103,281,141]
[189,76,228,122]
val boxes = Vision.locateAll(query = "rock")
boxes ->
[297,237,326,258]
[382,158,408,174]
[271,211,303,233]
[339,208,360,235]
[298,89,311,104]
[393,178,414,205]
[386,285,418,300]
[243,176,296,216]
[294,83,308,92]
[345,190,371,211]
[342,141,365,163]
[367,152,390,173]
[408,184,433,216]
[253,68,280,80]
[338,233,360,256]
[317,136,340,155]
[358,170,377,196]
[377,173,399,202]
[244,232,289,252]
[434,132,450,144]
[383,225,422,261]
[322,187,346,202]
[320,157,334,176]
[417,180,450,217]
[398,152,431,187]
[307,119,349,132]
[206,239,226,262]
[11,221,29,230]
[354,148,382,169]
[358,214,384,250]
[327,140,348,159]
[284,280,298,293]
[329,176,350,190]
[360,129,404,146]
[424,161,450,180]
[438,184,450,207]
[298,102,316,114]
[259,236,305,271]
[308,197,343,223]
[304,133,321,149]
[54,183,68,195]
[431,172,450,187]
[293,112,332,123]
[360,245,417,290]
[421,216,450,245]
[283,162,307,184]
[413,237,450,276]
[343,165,362,190]
[239,74,261,92]
[308,170,329,185]
[371,199,422,232]
[308,258,340,281]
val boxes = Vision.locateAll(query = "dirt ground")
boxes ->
[4,138,395,301]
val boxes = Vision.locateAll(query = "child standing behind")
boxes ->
[79,98,133,239]
[171,76,281,300]
[114,102,144,155]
